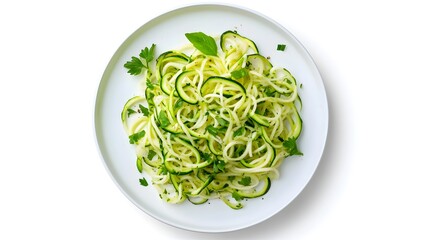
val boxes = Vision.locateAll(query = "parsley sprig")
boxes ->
[124,44,156,75]
[129,130,146,144]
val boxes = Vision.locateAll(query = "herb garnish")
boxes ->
[124,44,156,75]
[139,178,149,186]
[283,137,303,156]
[238,176,251,186]
[147,150,156,160]
[129,130,146,144]
[158,110,170,128]
[138,104,150,116]
[127,108,136,117]
[277,44,286,51]
[185,32,218,56]
[213,159,225,173]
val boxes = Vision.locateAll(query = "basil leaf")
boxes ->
[185,32,218,56]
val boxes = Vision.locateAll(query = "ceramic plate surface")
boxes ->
[94,3,328,233]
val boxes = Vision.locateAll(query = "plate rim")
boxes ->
[93,2,329,233]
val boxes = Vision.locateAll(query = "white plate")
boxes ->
[94,3,328,233]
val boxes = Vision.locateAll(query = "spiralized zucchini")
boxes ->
[122,30,303,209]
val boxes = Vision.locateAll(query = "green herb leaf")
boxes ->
[124,56,144,75]
[238,176,251,186]
[206,125,218,136]
[127,108,136,117]
[139,104,150,116]
[277,44,286,51]
[283,137,303,156]
[124,44,156,76]
[128,130,146,144]
[185,32,218,56]
[202,152,213,162]
[139,178,148,186]
[147,150,156,160]
[139,44,156,64]
[213,160,225,173]
[232,191,243,201]
[231,68,249,79]
[233,126,245,138]
[158,110,170,128]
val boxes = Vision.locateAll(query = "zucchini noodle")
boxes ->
[122,30,303,209]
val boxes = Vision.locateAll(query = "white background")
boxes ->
[1,0,428,239]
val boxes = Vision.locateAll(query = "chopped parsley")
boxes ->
[138,104,149,116]
[283,137,303,156]
[277,44,286,51]
[139,178,149,187]
[213,160,225,173]
[128,130,146,144]
[127,108,136,117]
[147,150,156,160]
[158,110,170,128]
[238,176,251,186]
